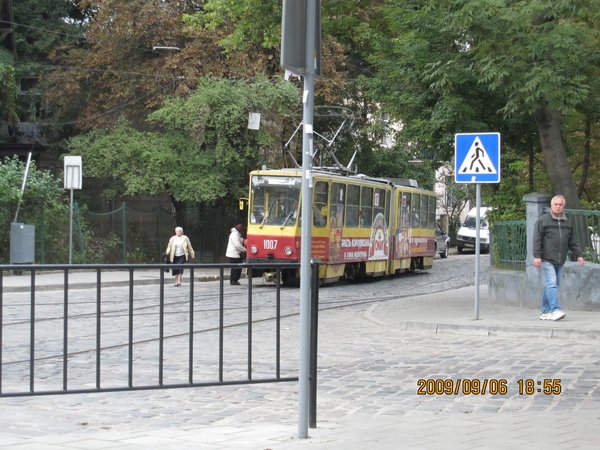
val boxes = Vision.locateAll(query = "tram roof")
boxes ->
[250,167,427,191]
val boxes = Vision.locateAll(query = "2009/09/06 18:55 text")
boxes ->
[416,378,562,396]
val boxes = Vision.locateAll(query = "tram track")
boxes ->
[1,255,489,370]
[1,279,476,367]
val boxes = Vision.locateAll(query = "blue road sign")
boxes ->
[455,132,501,183]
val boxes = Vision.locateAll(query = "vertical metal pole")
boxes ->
[30,270,35,392]
[219,267,224,383]
[276,267,281,379]
[189,267,194,384]
[159,273,164,386]
[129,269,134,387]
[63,269,68,391]
[13,151,32,223]
[0,269,3,393]
[247,270,253,381]
[474,184,481,319]
[299,0,317,439]
[309,262,319,428]
[96,269,101,389]
[69,189,74,264]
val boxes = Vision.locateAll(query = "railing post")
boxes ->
[0,268,3,394]
[309,261,319,428]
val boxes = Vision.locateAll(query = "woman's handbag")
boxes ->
[162,252,170,273]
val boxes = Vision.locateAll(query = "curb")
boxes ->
[363,303,600,341]
[2,274,232,293]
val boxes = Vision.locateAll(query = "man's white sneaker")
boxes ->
[540,312,552,320]
[550,310,566,321]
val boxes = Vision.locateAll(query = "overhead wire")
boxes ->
[0,18,85,39]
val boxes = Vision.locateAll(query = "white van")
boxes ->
[457,207,492,253]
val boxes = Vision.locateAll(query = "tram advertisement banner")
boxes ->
[320,213,389,263]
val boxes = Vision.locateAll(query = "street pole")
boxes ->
[64,156,82,265]
[13,151,32,223]
[474,183,481,319]
[69,188,74,265]
[298,0,317,439]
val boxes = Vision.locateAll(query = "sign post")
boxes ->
[281,0,321,439]
[455,133,500,319]
[64,156,82,264]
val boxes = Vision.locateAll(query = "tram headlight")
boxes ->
[249,245,258,254]
[284,246,293,256]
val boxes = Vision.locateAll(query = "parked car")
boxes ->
[435,223,450,258]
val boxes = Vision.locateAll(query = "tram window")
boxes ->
[428,196,436,228]
[373,188,385,221]
[331,183,345,227]
[360,187,373,227]
[250,187,265,224]
[401,192,411,229]
[420,195,429,229]
[313,181,328,227]
[411,194,420,228]
[346,185,360,227]
[385,190,391,224]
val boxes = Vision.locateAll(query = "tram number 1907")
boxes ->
[264,239,278,250]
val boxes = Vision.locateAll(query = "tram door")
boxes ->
[395,192,411,259]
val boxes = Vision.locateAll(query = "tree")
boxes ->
[0,65,18,125]
[364,0,600,208]
[0,156,70,263]
[9,0,88,129]
[65,78,299,218]
[184,0,390,174]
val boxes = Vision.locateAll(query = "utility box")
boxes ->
[10,222,35,264]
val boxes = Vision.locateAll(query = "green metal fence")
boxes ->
[491,209,600,270]
[491,220,527,270]
[566,209,600,264]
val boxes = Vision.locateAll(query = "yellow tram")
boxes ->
[245,168,436,285]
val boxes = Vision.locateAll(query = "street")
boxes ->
[2,253,599,448]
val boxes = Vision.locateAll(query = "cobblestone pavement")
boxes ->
[1,254,599,448]
[2,298,600,448]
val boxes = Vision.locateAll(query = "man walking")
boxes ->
[533,195,585,321]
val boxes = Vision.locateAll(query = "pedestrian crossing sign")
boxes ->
[454,132,501,183]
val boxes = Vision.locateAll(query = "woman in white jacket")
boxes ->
[226,224,246,285]
[165,226,195,286]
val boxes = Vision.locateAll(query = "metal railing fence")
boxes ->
[491,220,527,270]
[491,209,600,270]
[0,262,319,418]
[566,209,600,264]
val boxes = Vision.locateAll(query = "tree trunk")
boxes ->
[534,108,580,208]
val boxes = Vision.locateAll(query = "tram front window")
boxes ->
[250,176,301,226]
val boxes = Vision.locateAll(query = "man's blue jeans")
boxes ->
[541,261,563,313]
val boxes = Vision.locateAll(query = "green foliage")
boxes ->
[0,65,19,124]
[361,0,600,210]
[12,0,87,59]
[184,0,282,51]
[67,78,299,203]
[368,0,600,125]
[429,0,600,117]
[0,157,70,263]
[367,146,435,190]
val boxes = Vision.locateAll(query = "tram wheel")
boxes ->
[344,262,367,281]
[408,258,416,273]
[344,263,357,281]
